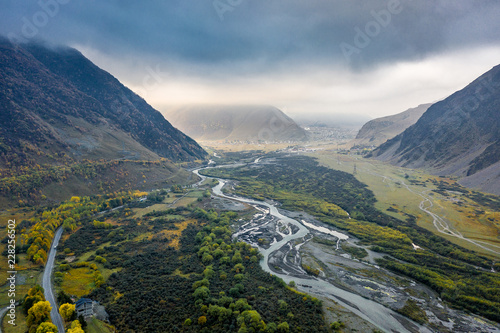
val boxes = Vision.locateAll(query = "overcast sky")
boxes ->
[1,0,500,119]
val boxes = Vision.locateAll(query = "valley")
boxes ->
[1,27,499,333]
[2,146,500,332]
[200,152,500,332]
[312,152,500,259]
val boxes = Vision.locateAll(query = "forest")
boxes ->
[201,155,500,322]
[52,201,328,332]
[0,158,176,206]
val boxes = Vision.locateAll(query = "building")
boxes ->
[75,298,94,318]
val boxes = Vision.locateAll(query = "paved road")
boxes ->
[0,306,7,333]
[42,227,65,333]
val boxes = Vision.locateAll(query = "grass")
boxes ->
[132,203,168,217]
[160,219,197,249]
[85,317,115,333]
[396,299,428,324]
[0,208,35,282]
[172,196,198,207]
[311,152,500,259]
[200,141,292,152]
[60,267,95,297]
[2,307,27,333]
[0,270,42,307]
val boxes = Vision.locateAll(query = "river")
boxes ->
[194,167,431,333]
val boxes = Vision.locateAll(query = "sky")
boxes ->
[1,0,500,120]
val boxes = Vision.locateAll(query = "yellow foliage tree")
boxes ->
[27,301,52,333]
[59,303,75,322]
[35,321,58,333]
[67,320,84,333]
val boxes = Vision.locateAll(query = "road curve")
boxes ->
[0,306,8,333]
[42,227,65,333]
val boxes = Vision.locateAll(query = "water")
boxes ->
[195,168,431,333]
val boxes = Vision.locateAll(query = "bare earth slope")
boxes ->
[162,105,308,142]
[369,65,500,194]
[351,103,432,147]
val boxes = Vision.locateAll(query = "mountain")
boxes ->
[0,38,207,206]
[351,103,432,147]
[369,65,500,194]
[162,105,308,142]
[292,112,372,130]
[0,38,206,165]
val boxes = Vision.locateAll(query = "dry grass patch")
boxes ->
[132,203,167,217]
[61,267,95,297]
[160,219,196,249]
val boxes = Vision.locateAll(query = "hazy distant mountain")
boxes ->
[351,103,432,147]
[0,38,206,164]
[163,105,308,142]
[369,65,500,194]
[292,112,372,129]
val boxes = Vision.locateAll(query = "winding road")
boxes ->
[42,227,65,333]
[357,162,500,256]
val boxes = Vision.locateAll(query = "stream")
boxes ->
[194,166,430,333]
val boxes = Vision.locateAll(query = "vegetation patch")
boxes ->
[201,155,500,323]
[60,267,95,297]
[396,299,428,324]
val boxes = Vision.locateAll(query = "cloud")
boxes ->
[1,0,500,118]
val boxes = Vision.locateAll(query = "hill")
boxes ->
[351,103,432,147]
[0,38,206,205]
[162,105,308,142]
[369,65,500,194]
[0,38,206,164]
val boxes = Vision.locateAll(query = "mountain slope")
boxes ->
[369,65,500,194]
[0,38,206,166]
[0,38,207,206]
[351,103,432,147]
[162,105,308,142]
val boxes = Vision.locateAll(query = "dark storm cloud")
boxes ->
[1,0,500,71]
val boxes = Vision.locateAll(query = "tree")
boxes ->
[59,303,76,322]
[237,310,266,332]
[277,322,290,333]
[67,320,84,333]
[198,316,207,325]
[35,322,58,333]
[27,301,52,333]
[331,321,345,331]
[77,315,87,329]
[23,285,45,315]
[56,290,72,305]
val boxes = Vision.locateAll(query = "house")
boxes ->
[75,298,109,321]
[75,298,94,318]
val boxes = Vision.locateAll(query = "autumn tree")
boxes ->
[27,301,52,333]
[67,320,84,333]
[35,322,58,333]
[23,285,45,315]
[198,316,207,325]
[59,303,75,322]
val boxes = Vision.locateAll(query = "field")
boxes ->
[200,141,292,152]
[2,307,28,333]
[86,317,115,333]
[310,151,500,259]
[60,266,96,297]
